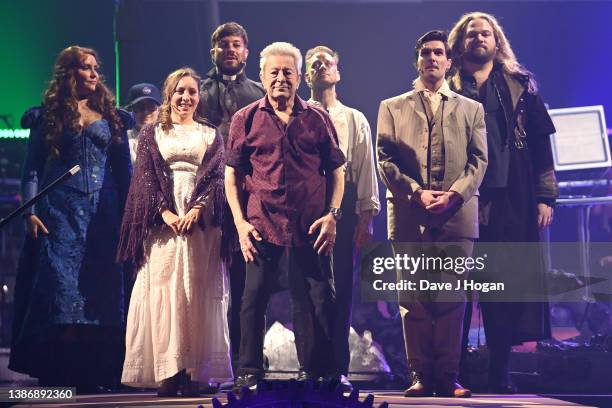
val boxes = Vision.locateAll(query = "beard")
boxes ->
[464,46,496,64]
[215,55,245,76]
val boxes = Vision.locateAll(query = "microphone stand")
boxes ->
[0,165,81,229]
[0,165,80,345]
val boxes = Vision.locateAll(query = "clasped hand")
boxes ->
[414,190,461,214]
[162,207,202,236]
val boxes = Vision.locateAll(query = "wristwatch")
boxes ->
[328,206,343,221]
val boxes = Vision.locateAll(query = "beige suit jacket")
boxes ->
[376,89,487,240]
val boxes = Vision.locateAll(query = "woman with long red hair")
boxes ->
[10,45,133,391]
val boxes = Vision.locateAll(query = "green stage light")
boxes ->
[0,129,30,139]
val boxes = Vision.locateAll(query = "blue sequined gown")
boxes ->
[9,108,132,385]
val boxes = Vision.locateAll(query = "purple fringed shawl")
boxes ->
[116,122,227,269]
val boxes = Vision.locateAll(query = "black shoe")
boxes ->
[338,375,353,393]
[321,375,353,392]
[232,374,260,394]
[157,372,180,397]
[180,371,200,398]
[199,383,220,395]
[296,370,315,382]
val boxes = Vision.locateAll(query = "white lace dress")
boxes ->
[122,123,232,387]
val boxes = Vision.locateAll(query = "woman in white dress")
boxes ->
[117,67,232,396]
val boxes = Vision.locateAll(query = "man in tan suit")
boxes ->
[376,30,487,398]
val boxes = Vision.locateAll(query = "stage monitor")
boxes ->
[548,105,610,171]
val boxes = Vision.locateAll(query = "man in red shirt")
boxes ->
[225,41,346,393]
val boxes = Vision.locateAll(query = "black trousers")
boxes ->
[237,240,336,377]
[330,182,358,376]
[229,251,246,371]
[460,187,551,385]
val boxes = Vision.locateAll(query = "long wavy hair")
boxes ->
[158,67,207,132]
[42,46,122,155]
[448,12,538,93]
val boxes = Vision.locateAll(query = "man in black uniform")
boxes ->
[202,22,264,140]
[201,22,265,372]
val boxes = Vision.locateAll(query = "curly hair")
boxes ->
[158,67,207,132]
[42,45,123,155]
[448,12,538,93]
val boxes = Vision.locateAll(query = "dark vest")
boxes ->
[200,68,265,141]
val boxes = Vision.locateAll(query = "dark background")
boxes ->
[1,1,611,381]
[2,0,611,240]
[0,0,610,284]
[3,1,611,134]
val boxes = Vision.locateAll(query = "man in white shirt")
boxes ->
[304,45,381,392]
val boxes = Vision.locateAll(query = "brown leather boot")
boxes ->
[403,372,433,397]
[436,380,471,398]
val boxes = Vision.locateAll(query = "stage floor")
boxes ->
[10,391,603,408]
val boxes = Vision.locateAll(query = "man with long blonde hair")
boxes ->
[448,12,558,393]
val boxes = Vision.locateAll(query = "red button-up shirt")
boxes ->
[227,96,345,247]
